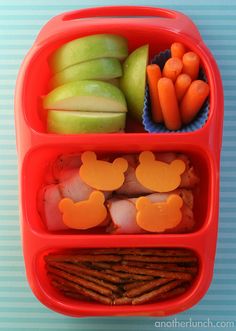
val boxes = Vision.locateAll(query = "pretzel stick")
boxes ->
[152,266,197,274]
[144,264,197,274]
[47,265,113,297]
[90,262,112,270]
[125,278,170,298]
[122,261,198,274]
[50,276,85,297]
[123,255,197,264]
[51,278,91,301]
[132,280,183,305]
[63,291,120,301]
[52,276,115,301]
[47,261,120,292]
[112,265,193,281]
[45,254,121,263]
[105,269,133,279]
[51,274,121,301]
[47,261,121,283]
[78,274,120,293]
[52,273,122,300]
[88,248,194,257]
[122,261,177,268]
[48,272,112,305]
[123,281,148,291]
[51,279,72,292]
[105,269,154,281]
[125,249,194,257]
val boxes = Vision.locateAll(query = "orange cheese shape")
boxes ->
[136,194,183,232]
[79,151,128,191]
[58,191,107,230]
[135,151,186,192]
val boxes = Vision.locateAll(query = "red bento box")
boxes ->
[14,6,224,317]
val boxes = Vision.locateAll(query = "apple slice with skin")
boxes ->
[43,80,127,113]
[49,58,122,89]
[120,44,149,123]
[49,34,128,73]
[47,110,126,134]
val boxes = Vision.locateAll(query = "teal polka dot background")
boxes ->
[0,0,236,330]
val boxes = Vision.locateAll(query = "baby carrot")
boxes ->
[158,77,182,130]
[182,52,200,80]
[180,80,210,124]
[146,64,163,123]
[162,57,183,83]
[171,42,186,59]
[175,74,192,102]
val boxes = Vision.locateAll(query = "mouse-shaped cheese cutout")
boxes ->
[58,191,107,230]
[79,151,128,191]
[135,151,186,192]
[136,194,183,232]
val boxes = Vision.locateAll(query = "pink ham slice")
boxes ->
[116,153,199,196]
[106,199,144,234]
[52,153,82,182]
[59,169,112,201]
[52,153,111,182]
[40,171,111,232]
[58,169,94,202]
[116,154,152,196]
[39,184,69,231]
[107,189,194,234]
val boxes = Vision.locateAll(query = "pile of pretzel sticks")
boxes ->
[45,248,198,305]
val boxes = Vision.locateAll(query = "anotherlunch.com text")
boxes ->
[154,318,235,328]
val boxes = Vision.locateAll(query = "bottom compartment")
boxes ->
[34,246,202,316]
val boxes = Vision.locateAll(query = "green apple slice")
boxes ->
[50,58,122,89]
[43,80,127,113]
[120,44,149,122]
[47,110,126,134]
[49,34,128,73]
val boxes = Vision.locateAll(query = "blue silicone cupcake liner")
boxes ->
[143,49,209,133]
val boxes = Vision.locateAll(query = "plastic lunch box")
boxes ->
[14,6,224,317]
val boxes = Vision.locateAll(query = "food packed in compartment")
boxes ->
[45,248,198,305]
[42,34,209,134]
[38,151,199,233]
[42,33,150,134]
[145,42,209,132]
[42,34,132,134]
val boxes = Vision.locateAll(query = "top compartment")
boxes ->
[16,6,222,137]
